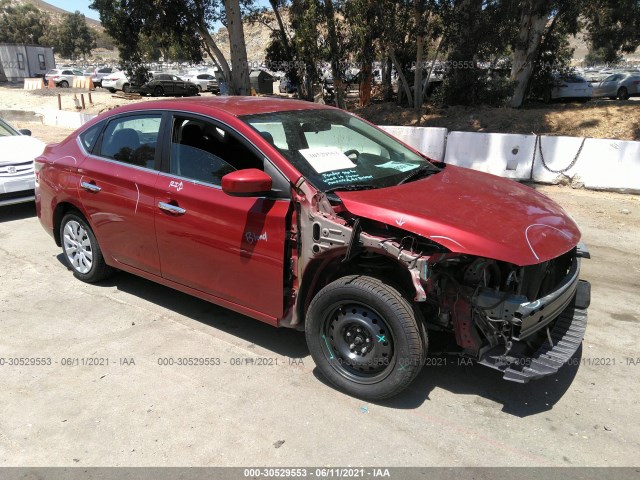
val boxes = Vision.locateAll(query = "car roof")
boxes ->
[108,96,336,117]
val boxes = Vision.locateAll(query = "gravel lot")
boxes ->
[0,182,638,467]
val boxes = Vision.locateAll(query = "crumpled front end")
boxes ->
[420,243,591,382]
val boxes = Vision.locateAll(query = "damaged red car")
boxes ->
[35,97,591,399]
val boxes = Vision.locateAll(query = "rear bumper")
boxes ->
[478,279,590,383]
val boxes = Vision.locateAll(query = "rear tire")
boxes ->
[122,83,131,93]
[59,80,69,88]
[108,88,116,93]
[305,275,426,399]
[154,86,164,97]
[60,213,113,283]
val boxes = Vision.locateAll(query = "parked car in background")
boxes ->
[138,74,199,97]
[34,97,590,399]
[102,71,132,93]
[0,118,45,207]
[278,76,297,94]
[547,74,592,102]
[44,68,84,88]
[91,67,120,88]
[181,73,219,93]
[592,73,640,100]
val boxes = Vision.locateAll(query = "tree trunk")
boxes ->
[198,25,232,86]
[390,50,413,106]
[359,63,372,107]
[414,34,424,110]
[269,0,292,57]
[509,2,549,108]
[422,36,443,98]
[382,56,392,101]
[323,0,345,109]
[224,0,251,96]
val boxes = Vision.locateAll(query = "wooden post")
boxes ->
[57,93,62,111]
[81,94,86,110]
[88,92,93,104]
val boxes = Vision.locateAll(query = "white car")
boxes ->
[181,73,220,93]
[44,68,85,88]
[548,74,593,102]
[101,71,132,93]
[0,119,45,207]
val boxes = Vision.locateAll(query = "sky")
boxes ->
[46,0,101,21]
[45,0,273,24]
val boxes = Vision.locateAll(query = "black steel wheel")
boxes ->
[306,275,426,399]
[154,85,164,97]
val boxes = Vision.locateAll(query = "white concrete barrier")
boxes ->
[383,126,640,193]
[379,126,448,162]
[532,135,640,193]
[38,109,97,129]
[444,131,536,181]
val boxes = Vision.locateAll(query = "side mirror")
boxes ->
[222,168,272,197]
[18,129,32,136]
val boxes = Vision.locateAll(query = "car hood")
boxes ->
[0,136,46,166]
[336,165,580,266]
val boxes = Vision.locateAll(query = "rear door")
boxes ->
[77,112,166,275]
[153,113,292,320]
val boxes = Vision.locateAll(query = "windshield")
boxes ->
[241,109,439,191]
[0,119,18,137]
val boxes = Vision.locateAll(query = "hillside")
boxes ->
[11,0,103,31]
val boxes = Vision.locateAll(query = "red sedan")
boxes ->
[35,97,590,399]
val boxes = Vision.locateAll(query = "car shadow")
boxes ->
[54,255,308,359]
[54,253,581,414]
[0,202,36,222]
[312,346,582,417]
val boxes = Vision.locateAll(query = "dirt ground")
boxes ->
[354,99,640,141]
[0,179,638,468]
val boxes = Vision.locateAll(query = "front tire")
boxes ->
[305,275,426,399]
[122,83,131,93]
[60,213,113,283]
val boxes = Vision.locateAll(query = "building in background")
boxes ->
[0,44,55,82]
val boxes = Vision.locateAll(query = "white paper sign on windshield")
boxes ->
[299,147,355,174]
[375,161,417,172]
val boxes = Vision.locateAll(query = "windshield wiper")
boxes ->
[398,164,439,185]
[325,184,377,193]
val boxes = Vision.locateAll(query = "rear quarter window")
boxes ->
[79,121,104,152]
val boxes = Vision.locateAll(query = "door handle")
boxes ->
[80,181,101,193]
[158,201,186,215]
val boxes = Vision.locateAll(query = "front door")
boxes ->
[154,113,291,320]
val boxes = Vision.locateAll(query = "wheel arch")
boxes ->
[52,201,89,247]
[295,249,417,327]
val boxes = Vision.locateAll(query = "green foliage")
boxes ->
[585,47,621,66]
[45,11,97,60]
[583,0,640,63]
[89,0,213,65]
[0,0,49,44]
